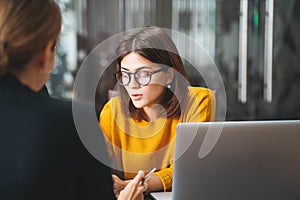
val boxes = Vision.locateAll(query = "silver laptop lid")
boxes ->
[172,120,300,200]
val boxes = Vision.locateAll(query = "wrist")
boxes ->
[145,174,163,193]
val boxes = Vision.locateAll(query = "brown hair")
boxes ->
[116,26,189,121]
[0,0,62,75]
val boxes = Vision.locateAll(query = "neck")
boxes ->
[143,104,166,122]
[9,67,44,92]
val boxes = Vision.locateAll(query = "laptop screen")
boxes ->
[172,120,300,200]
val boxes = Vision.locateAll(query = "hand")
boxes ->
[118,171,145,200]
[112,174,130,198]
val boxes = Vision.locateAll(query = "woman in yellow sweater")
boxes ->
[99,26,215,197]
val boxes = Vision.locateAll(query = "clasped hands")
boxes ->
[115,170,147,200]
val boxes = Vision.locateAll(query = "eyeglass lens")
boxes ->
[119,71,151,86]
[115,69,163,86]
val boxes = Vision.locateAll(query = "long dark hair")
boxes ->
[116,26,189,121]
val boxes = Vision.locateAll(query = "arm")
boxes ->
[145,88,216,192]
[145,164,173,192]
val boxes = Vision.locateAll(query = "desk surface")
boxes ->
[149,192,172,200]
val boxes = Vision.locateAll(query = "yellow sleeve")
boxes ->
[99,100,114,158]
[99,100,111,139]
[154,163,174,191]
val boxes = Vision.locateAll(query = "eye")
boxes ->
[121,72,130,81]
[136,71,151,78]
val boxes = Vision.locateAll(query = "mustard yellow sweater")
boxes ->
[99,87,215,191]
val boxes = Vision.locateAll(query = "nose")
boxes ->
[128,74,140,88]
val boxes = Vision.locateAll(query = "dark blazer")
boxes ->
[0,74,115,200]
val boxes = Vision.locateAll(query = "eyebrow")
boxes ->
[120,66,153,72]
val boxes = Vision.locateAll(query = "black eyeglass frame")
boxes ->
[114,68,165,86]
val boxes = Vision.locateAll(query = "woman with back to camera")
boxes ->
[0,0,144,199]
[99,26,216,197]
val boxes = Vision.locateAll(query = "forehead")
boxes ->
[120,52,155,71]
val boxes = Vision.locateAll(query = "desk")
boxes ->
[149,192,172,200]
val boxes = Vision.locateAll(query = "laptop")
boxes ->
[151,120,300,200]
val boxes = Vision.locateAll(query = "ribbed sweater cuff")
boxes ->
[154,171,172,191]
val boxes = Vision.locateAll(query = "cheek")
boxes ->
[124,86,130,93]
[151,75,167,85]
[143,84,165,99]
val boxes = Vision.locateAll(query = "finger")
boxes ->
[119,186,133,200]
[132,186,145,200]
[114,188,120,195]
[132,170,144,184]
[113,182,122,192]
[143,182,148,192]
[117,171,145,200]
[112,174,120,182]
[121,172,143,195]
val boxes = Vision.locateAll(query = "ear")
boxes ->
[165,67,175,85]
[37,41,56,73]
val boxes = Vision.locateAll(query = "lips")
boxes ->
[131,93,143,101]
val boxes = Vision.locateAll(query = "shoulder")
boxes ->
[107,96,121,105]
[36,96,73,122]
[188,86,215,101]
[100,96,121,114]
[183,86,216,121]
[99,97,122,129]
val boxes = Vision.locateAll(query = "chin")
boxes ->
[132,101,145,109]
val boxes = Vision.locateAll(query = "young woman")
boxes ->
[99,26,216,197]
[0,0,144,199]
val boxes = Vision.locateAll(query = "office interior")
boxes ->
[49,0,300,121]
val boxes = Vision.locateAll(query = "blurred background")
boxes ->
[50,0,300,120]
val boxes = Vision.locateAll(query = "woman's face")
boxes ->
[120,52,168,115]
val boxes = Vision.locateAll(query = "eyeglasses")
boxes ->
[114,68,164,86]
